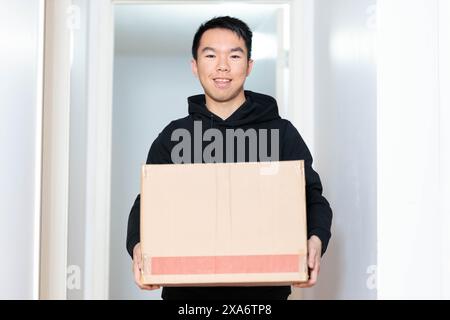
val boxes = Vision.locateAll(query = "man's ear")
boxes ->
[246,59,254,77]
[191,58,199,78]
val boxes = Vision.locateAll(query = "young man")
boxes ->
[126,16,332,300]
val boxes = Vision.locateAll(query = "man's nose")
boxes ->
[216,57,230,72]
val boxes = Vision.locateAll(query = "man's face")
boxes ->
[191,28,254,103]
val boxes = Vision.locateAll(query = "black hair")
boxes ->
[192,16,253,61]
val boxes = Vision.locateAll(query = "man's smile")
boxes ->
[213,78,232,89]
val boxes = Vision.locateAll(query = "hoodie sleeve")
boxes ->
[281,121,332,256]
[126,127,173,258]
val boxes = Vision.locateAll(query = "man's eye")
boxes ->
[206,55,215,58]
[231,55,241,59]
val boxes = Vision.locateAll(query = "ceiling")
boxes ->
[114,3,285,57]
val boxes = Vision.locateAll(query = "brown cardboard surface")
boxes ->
[140,160,308,286]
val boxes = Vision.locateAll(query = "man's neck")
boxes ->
[205,91,246,120]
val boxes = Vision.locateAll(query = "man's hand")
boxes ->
[133,243,161,290]
[293,235,322,288]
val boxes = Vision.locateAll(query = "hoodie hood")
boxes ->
[188,90,281,128]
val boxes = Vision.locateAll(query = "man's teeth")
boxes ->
[215,79,231,82]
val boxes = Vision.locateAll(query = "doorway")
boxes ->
[109,1,291,300]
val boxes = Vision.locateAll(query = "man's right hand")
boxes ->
[133,243,161,291]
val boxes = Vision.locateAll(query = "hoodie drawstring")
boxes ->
[210,114,214,129]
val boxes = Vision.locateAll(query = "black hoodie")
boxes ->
[126,90,332,300]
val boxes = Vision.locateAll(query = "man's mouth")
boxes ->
[213,78,232,89]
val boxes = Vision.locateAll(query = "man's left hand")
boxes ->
[293,235,322,288]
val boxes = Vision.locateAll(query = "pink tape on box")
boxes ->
[151,254,300,275]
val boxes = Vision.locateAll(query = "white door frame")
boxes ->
[34,0,46,300]
[40,0,72,300]
[41,0,313,299]
[439,0,450,299]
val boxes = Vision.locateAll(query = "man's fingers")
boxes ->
[293,277,316,288]
[133,261,142,286]
[136,254,143,271]
[133,260,161,290]
[309,260,320,285]
[133,260,147,289]
[142,285,161,290]
[132,244,159,291]
[308,247,316,269]
[292,282,308,288]
[139,284,160,290]
[293,281,313,288]
[133,244,143,269]
[293,257,321,289]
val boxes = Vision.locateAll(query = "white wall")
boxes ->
[377,0,450,299]
[0,0,42,299]
[303,0,378,299]
[439,0,450,300]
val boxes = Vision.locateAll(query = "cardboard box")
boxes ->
[140,160,308,286]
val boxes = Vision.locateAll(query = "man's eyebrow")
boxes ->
[201,47,245,54]
[230,47,245,53]
[201,47,216,53]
